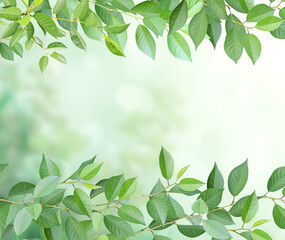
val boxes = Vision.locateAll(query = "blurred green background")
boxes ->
[1,26,285,239]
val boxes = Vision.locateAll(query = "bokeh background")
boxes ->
[1,17,285,239]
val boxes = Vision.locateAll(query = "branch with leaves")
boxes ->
[0,0,285,72]
[0,147,285,239]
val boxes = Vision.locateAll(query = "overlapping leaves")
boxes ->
[0,0,284,72]
[0,149,284,239]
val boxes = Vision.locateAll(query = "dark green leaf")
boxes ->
[207,163,224,189]
[168,0,188,34]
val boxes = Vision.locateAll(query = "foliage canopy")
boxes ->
[0,0,285,71]
[0,148,285,239]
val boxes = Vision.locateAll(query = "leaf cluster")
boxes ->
[0,0,285,72]
[1,148,285,239]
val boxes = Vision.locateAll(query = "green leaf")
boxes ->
[167,32,191,62]
[18,14,31,26]
[74,188,92,217]
[70,156,96,180]
[143,17,166,36]
[104,215,134,238]
[279,7,285,20]
[203,220,232,239]
[169,184,200,196]
[111,0,135,11]
[131,1,162,18]
[153,235,172,240]
[90,179,108,198]
[74,0,89,21]
[10,28,24,47]
[166,195,185,219]
[180,178,204,191]
[159,146,174,180]
[273,204,285,229]
[192,198,208,214]
[228,159,248,196]
[26,204,42,220]
[271,21,285,39]
[0,43,14,61]
[119,177,137,201]
[53,0,66,15]
[8,182,35,197]
[14,208,32,236]
[136,24,156,59]
[168,0,188,34]
[11,42,23,57]
[26,22,34,39]
[205,0,227,19]
[252,229,272,240]
[207,22,222,49]
[39,154,60,179]
[207,163,224,189]
[85,11,101,27]
[188,9,208,49]
[47,42,67,50]
[267,167,285,192]
[207,209,235,225]
[118,205,145,225]
[177,225,205,238]
[198,188,223,210]
[176,164,190,180]
[105,23,130,34]
[0,7,21,20]
[104,35,125,57]
[105,174,125,202]
[107,15,127,50]
[65,216,87,240]
[150,179,168,200]
[246,4,275,22]
[0,203,18,226]
[41,226,61,240]
[240,231,254,240]
[256,16,283,31]
[33,13,58,38]
[40,188,65,205]
[80,163,103,181]
[242,191,259,223]
[252,219,270,228]
[238,0,254,13]
[35,207,61,229]
[62,195,83,215]
[83,183,101,189]
[2,0,17,7]
[39,56,49,73]
[70,26,87,50]
[2,22,19,38]
[224,29,243,63]
[34,176,60,198]
[226,14,246,37]
[147,198,167,226]
[243,34,261,64]
[229,195,249,217]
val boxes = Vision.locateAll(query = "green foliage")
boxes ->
[0,0,285,72]
[0,149,285,239]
